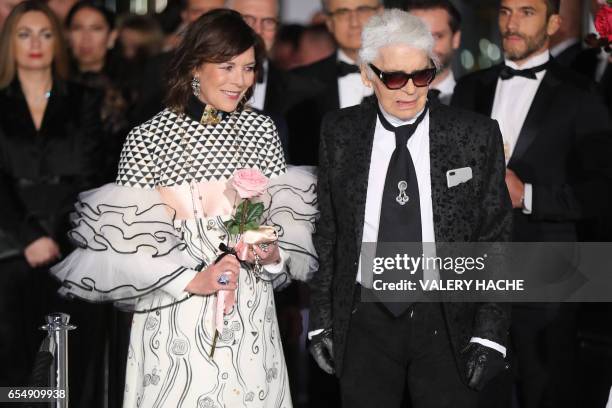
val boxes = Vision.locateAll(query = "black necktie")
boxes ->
[337,61,360,77]
[499,61,549,80]
[375,105,428,316]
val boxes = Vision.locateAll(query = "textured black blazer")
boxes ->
[309,96,513,377]
[0,79,103,251]
[452,60,612,241]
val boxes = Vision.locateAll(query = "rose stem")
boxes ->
[210,330,219,358]
[239,199,249,234]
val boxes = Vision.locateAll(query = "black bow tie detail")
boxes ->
[499,61,549,80]
[337,61,360,77]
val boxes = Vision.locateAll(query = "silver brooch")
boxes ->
[396,181,409,205]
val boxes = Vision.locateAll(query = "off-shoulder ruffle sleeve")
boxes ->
[50,183,200,312]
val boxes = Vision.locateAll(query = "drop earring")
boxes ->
[191,76,201,97]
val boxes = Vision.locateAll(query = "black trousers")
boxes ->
[340,300,477,408]
[511,303,578,408]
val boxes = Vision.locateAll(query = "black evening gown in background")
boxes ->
[0,78,106,407]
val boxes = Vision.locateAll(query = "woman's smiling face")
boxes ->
[192,46,256,112]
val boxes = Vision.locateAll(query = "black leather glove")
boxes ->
[308,328,335,375]
[462,343,508,391]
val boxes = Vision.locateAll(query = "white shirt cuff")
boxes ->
[470,337,506,357]
[163,268,198,299]
[263,247,287,275]
[308,329,324,341]
[522,183,533,214]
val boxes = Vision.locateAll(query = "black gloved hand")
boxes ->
[462,343,508,391]
[308,328,335,375]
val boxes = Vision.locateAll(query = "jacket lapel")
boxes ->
[475,65,501,116]
[325,53,341,111]
[6,80,36,136]
[352,97,378,248]
[508,62,561,166]
[40,80,67,132]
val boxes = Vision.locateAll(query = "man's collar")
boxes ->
[337,49,358,65]
[377,102,425,127]
[432,71,456,95]
[505,50,550,70]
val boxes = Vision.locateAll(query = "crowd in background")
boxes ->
[0,0,611,407]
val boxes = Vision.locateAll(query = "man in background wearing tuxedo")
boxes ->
[283,0,382,165]
[452,0,612,407]
[309,9,512,407]
[226,0,290,158]
[406,0,462,105]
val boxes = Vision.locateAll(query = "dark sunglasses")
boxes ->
[368,63,437,89]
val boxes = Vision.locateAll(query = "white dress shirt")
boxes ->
[356,105,435,284]
[309,104,507,356]
[250,60,268,111]
[431,71,456,104]
[337,50,373,109]
[491,50,550,215]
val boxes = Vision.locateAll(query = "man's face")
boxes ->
[325,0,382,56]
[410,7,460,72]
[499,0,560,63]
[361,44,431,121]
[182,0,225,24]
[229,0,278,52]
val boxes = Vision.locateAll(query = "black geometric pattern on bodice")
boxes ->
[116,108,286,188]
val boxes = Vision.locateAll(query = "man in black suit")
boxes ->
[226,0,289,157]
[308,9,512,407]
[452,1,612,407]
[281,0,383,165]
[406,0,462,105]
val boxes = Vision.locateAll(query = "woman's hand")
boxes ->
[244,242,281,266]
[24,237,61,268]
[185,255,240,295]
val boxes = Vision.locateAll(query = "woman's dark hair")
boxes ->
[165,9,265,113]
[65,1,116,30]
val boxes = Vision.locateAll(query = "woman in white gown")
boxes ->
[51,9,317,408]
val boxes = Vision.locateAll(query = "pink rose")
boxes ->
[595,5,612,42]
[232,168,269,198]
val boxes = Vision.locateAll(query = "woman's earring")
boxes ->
[191,76,201,97]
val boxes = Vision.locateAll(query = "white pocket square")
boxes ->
[447,167,472,188]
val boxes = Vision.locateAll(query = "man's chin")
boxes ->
[505,49,530,62]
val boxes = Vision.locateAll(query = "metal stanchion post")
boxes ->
[41,313,76,408]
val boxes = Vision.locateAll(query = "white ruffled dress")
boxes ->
[51,107,317,408]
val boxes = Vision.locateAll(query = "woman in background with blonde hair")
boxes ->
[0,1,104,403]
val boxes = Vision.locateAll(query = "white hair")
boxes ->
[359,9,438,73]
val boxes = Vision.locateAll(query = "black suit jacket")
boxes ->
[553,42,584,68]
[281,53,341,165]
[309,96,512,377]
[452,60,612,241]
